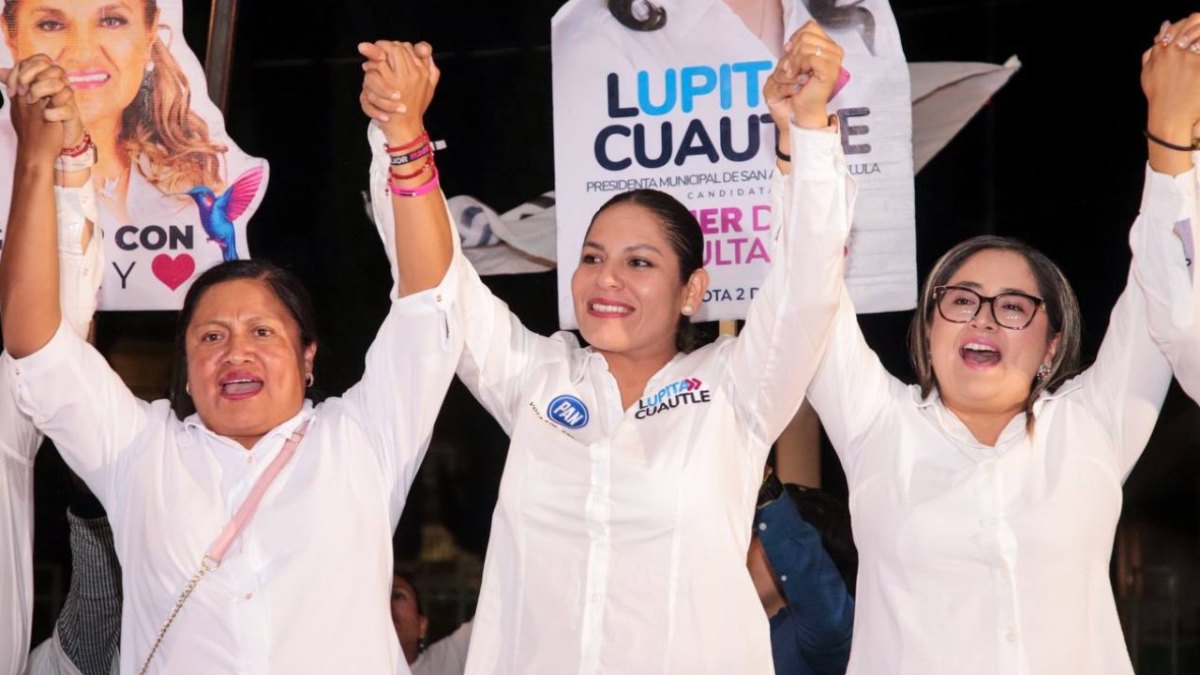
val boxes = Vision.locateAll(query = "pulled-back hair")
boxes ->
[169,259,318,419]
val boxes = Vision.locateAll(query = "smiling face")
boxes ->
[184,278,315,449]
[928,248,1059,418]
[3,0,157,130]
[570,202,707,363]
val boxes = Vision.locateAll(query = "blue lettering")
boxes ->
[637,69,677,116]
[680,66,717,114]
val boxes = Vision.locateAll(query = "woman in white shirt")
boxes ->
[0,54,461,674]
[804,22,1192,675]
[361,26,852,673]
[0,58,100,675]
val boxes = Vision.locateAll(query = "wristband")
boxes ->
[388,166,440,198]
[1145,128,1200,153]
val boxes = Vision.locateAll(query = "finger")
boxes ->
[1177,21,1200,52]
[794,18,832,42]
[359,91,390,122]
[46,86,74,109]
[366,89,407,114]
[357,41,388,62]
[1157,20,1172,42]
[28,75,68,101]
[43,104,75,122]
[1143,46,1154,66]
[16,57,56,95]
[363,70,402,101]
[413,41,434,59]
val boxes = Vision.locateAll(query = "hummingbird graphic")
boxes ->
[180,166,266,262]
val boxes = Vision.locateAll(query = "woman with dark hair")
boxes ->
[361,25,851,673]
[802,21,1193,675]
[0,52,461,673]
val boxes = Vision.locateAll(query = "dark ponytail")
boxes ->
[607,0,667,32]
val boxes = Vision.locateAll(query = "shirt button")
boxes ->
[780,575,789,582]
[758,523,768,532]
[1006,630,1019,643]
[983,461,996,473]
[435,294,443,303]
[245,592,254,601]
[981,516,998,528]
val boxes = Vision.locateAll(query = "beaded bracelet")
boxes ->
[384,131,429,155]
[389,143,433,166]
[60,131,93,158]
[389,166,440,198]
[390,159,434,181]
[55,141,97,172]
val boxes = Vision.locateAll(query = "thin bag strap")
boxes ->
[138,419,311,675]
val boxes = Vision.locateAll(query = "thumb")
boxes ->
[357,42,387,61]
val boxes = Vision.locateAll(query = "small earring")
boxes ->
[145,60,155,74]
[1035,363,1051,382]
[682,304,694,316]
[305,373,315,388]
[185,382,191,396]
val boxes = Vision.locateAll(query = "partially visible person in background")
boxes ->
[391,572,472,675]
[750,472,855,675]
[26,479,121,675]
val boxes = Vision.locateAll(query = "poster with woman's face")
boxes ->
[0,0,268,310]
[552,0,915,327]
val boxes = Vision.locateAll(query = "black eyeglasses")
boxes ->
[932,285,1045,330]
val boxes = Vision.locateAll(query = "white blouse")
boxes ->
[806,164,1187,675]
[2,181,101,675]
[4,269,461,674]
[369,125,854,673]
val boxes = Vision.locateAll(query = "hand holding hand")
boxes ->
[357,40,440,146]
[764,21,844,133]
[2,55,83,165]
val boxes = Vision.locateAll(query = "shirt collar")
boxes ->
[182,400,315,450]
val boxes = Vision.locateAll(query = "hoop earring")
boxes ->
[305,373,315,388]
[185,382,191,396]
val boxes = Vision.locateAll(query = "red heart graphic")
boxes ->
[151,254,196,291]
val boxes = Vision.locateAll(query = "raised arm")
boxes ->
[360,42,566,434]
[726,23,852,449]
[358,40,452,297]
[0,56,76,356]
[1135,15,1200,405]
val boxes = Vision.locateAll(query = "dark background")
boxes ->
[24,0,1200,669]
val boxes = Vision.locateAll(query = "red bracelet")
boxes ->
[60,131,92,158]
[384,131,429,154]
[389,166,440,198]
[390,159,434,181]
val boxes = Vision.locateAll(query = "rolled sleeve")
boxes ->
[55,179,102,341]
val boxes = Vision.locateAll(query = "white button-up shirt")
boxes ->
[4,268,461,674]
[806,164,1185,674]
[2,181,101,675]
[431,127,851,674]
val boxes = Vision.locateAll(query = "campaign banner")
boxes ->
[551,0,914,327]
[0,0,267,310]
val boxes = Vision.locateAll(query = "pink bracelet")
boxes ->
[388,166,440,198]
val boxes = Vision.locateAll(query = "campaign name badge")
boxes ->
[548,395,590,429]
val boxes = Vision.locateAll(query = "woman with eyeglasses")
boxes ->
[803,20,1192,675]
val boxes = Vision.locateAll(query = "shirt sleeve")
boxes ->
[365,121,564,436]
[4,322,149,507]
[1079,165,1181,477]
[339,268,462,521]
[756,496,854,675]
[1133,165,1200,404]
[804,287,906,482]
[724,123,854,451]
[54,178,102,341]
